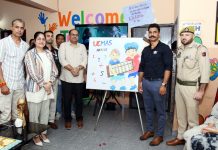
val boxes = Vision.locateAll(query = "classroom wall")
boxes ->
[0,0,175,41]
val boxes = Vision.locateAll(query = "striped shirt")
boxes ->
[0,35,29,90]
[24,48,58,92]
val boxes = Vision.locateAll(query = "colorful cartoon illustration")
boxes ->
[210,58,218,81]
[125,42,140,90]
[108,49,126,90]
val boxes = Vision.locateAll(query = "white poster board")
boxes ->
[123,0,154,28]
[86,37,146,92]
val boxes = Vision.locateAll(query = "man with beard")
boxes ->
[44,30,61,129]
[166,26,210,146]
[138,23,172,146]
[0,19,29,124]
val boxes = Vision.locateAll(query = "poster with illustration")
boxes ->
[86,37,147,92]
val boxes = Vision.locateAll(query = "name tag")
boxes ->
[153,51,157,54]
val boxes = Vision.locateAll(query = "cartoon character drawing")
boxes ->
[124,42,140,90]
[108,49,126,90]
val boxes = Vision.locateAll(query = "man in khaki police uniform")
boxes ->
[166,26,210,146]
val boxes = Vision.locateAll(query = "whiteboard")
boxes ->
[86,37,147,92]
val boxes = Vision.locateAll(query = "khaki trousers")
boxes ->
[175,83,199,139]
[28,100,50,125]
[0,89,25,124]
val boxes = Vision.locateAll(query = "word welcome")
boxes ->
[58,10,125,26]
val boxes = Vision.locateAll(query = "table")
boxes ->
[0,121,48,150]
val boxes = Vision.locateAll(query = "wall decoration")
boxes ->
[194,36,202,44]
[38,12,48,31]
[123,0,154,28]
[210,58,218,81]
[49,23,58,32]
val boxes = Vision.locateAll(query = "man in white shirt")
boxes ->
[59,29,87,129]
[0,19,29,124]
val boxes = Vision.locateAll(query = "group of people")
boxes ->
[0,19,87,146]
[0,19,216,149]
[138,23,214,149]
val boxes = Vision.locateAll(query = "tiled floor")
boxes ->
[22,102,184,150]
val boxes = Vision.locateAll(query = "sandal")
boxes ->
[40,134,50,143]
[33,135,43,146]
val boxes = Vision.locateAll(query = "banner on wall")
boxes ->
[123,0,154,28]
[86,37,146,92]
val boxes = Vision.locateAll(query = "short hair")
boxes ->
[56,34,65,40]
[148,23,160,32]
[12,19,25,27]
[125,42,138,52]
[68,29,79,35]
[110,49,120,56]
[44,30,53,35]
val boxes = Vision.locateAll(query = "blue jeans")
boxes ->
[56,83,62,114]
[142,78,166,136]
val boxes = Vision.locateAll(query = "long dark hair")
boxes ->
[28,31,47,51]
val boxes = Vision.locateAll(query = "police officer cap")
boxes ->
[180,26,195,34]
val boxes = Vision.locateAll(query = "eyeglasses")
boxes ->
[70,34,79,37]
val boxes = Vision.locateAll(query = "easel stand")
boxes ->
[94,91,144,134]
[106,91,122,108]
[87,90,104,116]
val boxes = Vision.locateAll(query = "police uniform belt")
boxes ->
[176,78,197,86]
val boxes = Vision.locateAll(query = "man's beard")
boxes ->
[181,39,193,45]
[47,40,53,45]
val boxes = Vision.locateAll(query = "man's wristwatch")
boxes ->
[161,82,167,86]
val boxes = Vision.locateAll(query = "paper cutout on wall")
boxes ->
[49,23,58,32]
[210,58,218,81]
[38,12,48,31]
[194,36,202,44]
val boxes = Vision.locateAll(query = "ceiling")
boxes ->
[4,0,57,12]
